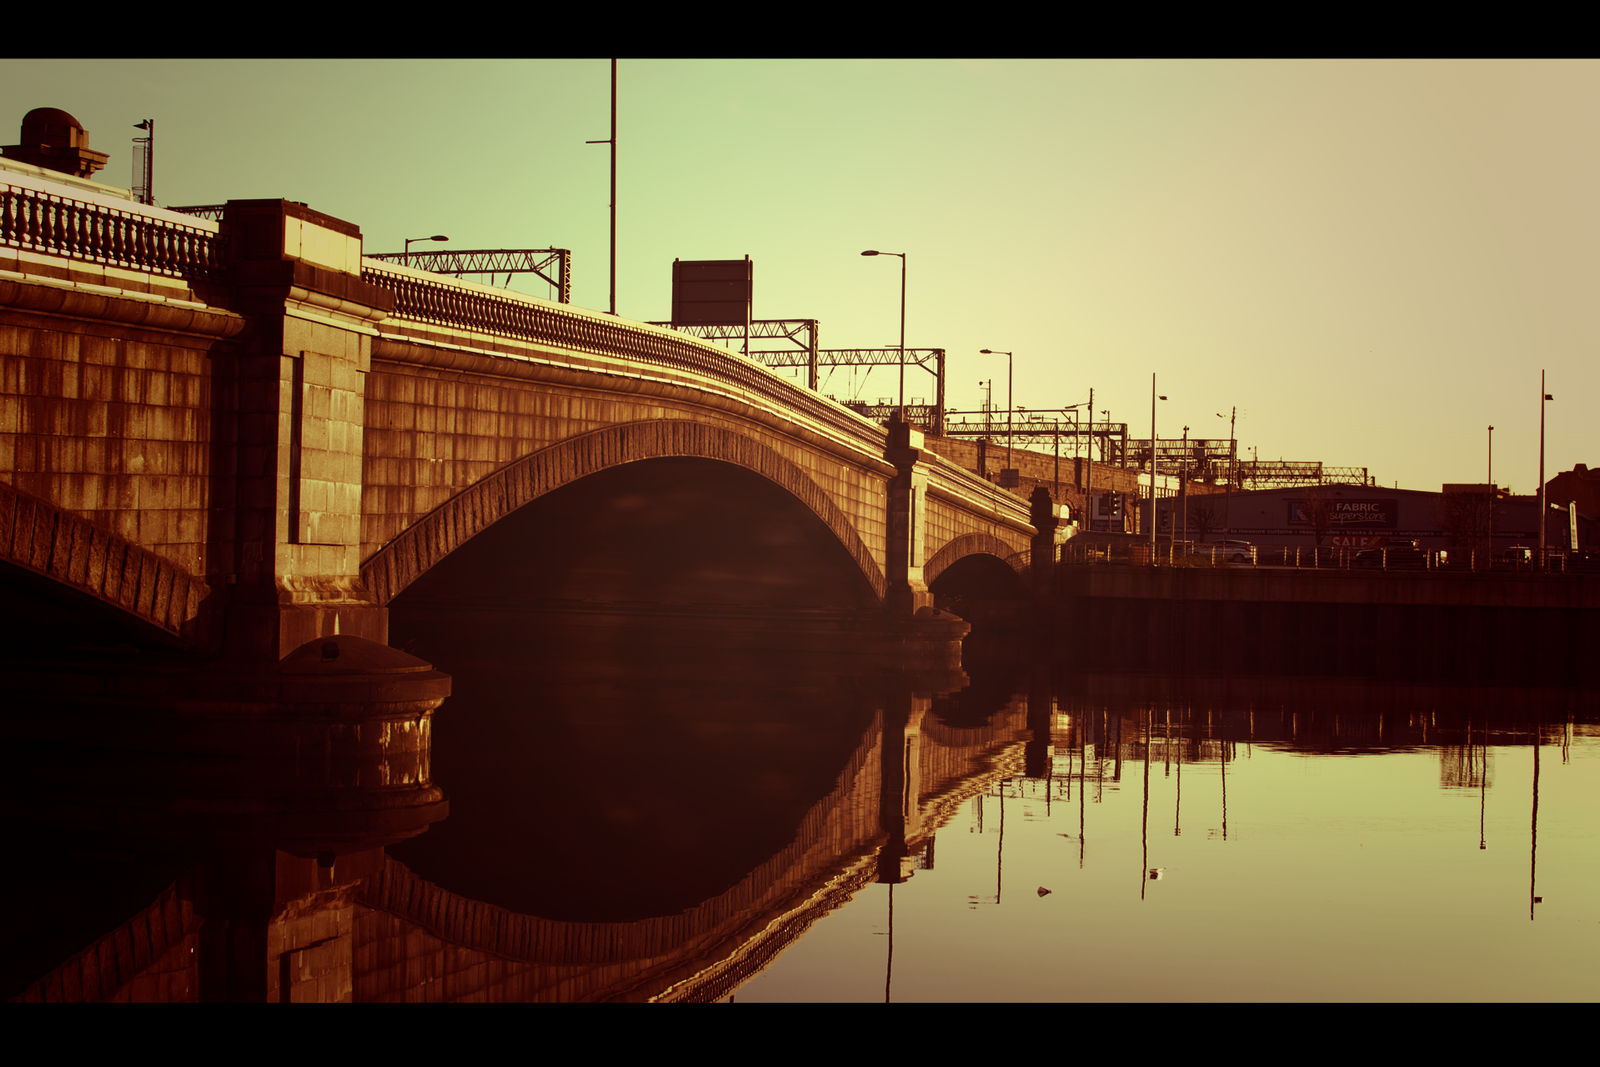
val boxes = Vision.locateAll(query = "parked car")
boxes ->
[1569,550,1600,573]
[1207,539,1256,564]
[1355,537,1428,569]
[1495,545,1534,569]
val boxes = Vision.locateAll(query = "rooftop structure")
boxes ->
[1,107,109,180]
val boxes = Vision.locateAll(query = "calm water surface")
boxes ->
[7,607,1596,1002]
[390,609,1599,1003]
[735,711,1597,1002]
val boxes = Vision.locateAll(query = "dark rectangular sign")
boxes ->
[1287,498,1397,528]
[672,258,752,326]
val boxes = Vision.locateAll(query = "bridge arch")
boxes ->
[923,531,1030,588]
[362,419,887,605]
[0,481,207,644]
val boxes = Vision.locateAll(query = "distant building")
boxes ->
[1156,481,1596,556]
[1545,463,1600,523]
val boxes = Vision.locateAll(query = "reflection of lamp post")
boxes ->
[404,234,449,265]
[861,251,907,412]
[1538,372,1553,569]
[980,349,1013,473]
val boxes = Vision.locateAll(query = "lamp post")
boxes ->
[1083,387,1094,530]
[979,349,1013,474]
[1539,372,1553,569]
[585,58,619,315]
[1063,404,1083,512]
[404,234,449,265]
[977,379,993,477]
[1216,406,1236,540]
[1181,425,1189,550]
[1150,374,1167,563]
[132,119,153,205]
[861,251,907,413]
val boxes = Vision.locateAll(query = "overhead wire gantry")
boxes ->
[365,248,572,304]
[658,319,947,433]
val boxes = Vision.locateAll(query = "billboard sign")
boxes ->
[1287,498,1397,529]
[671,258,752,326]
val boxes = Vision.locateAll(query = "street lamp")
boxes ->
[1150,374,1167,563]
[1539,372,1553,568]
[404,234,449,265]
[1488,425,1495,567]
[585,58,618,315]
[1181,425,1189,550]
[861,250,907,412]
[1216,406,1236,540]
[979,349,1013,474]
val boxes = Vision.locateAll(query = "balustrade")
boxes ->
[1,181,222,281]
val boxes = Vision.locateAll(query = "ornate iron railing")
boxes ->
[1,181,223,281]
[361,263,885,447]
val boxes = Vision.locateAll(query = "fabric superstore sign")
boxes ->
[1287,499,1397,528]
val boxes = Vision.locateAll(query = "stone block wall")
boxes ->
[361,339,897,603]
[0,300,234,581]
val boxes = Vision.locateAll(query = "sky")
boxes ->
[2,58,1594,494]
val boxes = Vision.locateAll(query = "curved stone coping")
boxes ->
[0,268,245,340]
[0,480,207,640]
[361,418,888,605]
[364,263,885,452]
[923,531,1033,587]
[369,332,892,477]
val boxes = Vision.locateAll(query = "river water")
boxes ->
[6,604,1596,1002]
[387,606,1599,1002]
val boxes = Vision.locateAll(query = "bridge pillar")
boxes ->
[214,200,394,661]
[884,411,933,618]
[1029,486,1059,596]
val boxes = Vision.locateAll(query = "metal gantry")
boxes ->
[168,204,226,221]
[365,248,572,304]
[658,319,821,384]
[946,412,1130,467]
[790,348,944,431]
[1233,461,1372,488]
[661,320,948,432]
[1126,437,1237,481]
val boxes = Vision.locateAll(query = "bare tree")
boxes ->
[1440,487,1492,567]
[1301,485,1334,547]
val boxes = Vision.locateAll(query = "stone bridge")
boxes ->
[0,173,1041,661]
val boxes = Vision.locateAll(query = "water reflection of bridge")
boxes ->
[12,685,1036,1003]
[13,671,1590,1002]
